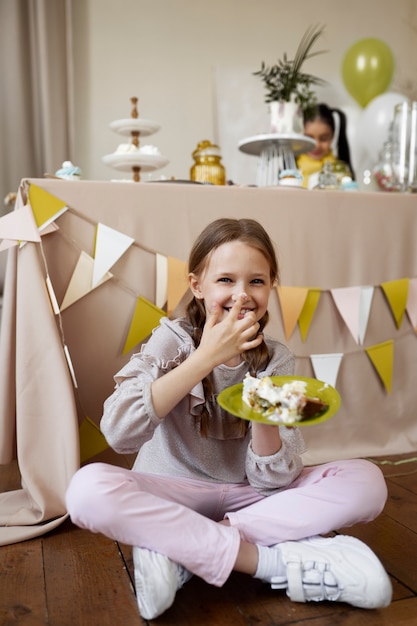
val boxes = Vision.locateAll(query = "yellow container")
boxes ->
[190,140,226,185]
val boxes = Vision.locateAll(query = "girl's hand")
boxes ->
[199,293,263,366]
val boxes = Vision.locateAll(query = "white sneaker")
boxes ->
[132,547,191,619]
[268,535,392,609]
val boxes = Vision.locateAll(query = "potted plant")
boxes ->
[254,25,327,134]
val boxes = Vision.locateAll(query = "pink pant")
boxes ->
[65,459,387,587]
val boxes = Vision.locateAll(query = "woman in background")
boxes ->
[297,103,355,188]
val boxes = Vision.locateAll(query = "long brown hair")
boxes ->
[186,218,279,436]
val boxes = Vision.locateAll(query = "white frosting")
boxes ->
[115,143,139,154]
[138,144,161,155]
[242,374,307,423]
[114,143,161,155]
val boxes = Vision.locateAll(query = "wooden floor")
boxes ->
[1,450,417,626]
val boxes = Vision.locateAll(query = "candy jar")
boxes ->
[373,123,399,192]
[190,140,226,185]
[315,160,339,190]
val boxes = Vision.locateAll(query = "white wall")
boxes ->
[71,0,417,185]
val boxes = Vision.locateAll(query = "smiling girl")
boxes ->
[66,218,391,620]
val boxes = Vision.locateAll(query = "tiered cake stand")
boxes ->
[102,97,169,182]
[238,133,315,187]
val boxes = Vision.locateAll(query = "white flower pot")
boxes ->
[269,98,303,134]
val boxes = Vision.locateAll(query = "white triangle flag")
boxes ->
[156,253,168,309]
[358,286,374,344]
[330,287,361,343]
[310,353,344,388]
[406,277,417,330]
[61,251,112,311]
[92,223,134,288]
[0,239,18,251]
[0,204,41,242]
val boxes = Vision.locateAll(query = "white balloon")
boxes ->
[357,92,408,161]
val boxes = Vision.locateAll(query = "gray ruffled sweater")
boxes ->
[101,317,306,495]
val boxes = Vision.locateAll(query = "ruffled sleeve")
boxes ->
[100,318,204,453]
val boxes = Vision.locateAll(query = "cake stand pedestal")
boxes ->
[102,97,169,182]
[238,133,315,187]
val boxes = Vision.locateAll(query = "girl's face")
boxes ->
[304,118,334,161]
[189,240,273,323]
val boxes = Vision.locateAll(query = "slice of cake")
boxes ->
[242,374,327,423]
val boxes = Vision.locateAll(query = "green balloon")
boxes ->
[342,38,395,107]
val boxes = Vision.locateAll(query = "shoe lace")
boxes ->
[270,556,342,603]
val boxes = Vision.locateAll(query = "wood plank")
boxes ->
[0,541,47,625]
[1,453,416,625]
[42,520,143,626]
[338,515,417,595]
[383,480,417,532]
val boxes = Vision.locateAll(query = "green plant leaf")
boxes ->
[253,24,327,110]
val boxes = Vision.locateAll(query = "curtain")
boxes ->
[0,0,74,215]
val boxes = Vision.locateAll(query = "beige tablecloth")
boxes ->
[1,178,416,545]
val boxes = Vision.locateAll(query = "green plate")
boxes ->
[217,376,341,427]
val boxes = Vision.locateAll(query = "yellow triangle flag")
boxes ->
[123,296,166,355]
[381,278,409,329]
[277,286,308,340]
[28,184,67,229]
[298,289,321,341]
[365,340,394,393]
[79,416,109,464]
[167,257,188,315]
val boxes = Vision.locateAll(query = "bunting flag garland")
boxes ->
[17,183,417,464]
[380,278,409,329]
[310,353,344,387]
[60,251,113,311]
[298,289,321,341]
[92,223,134,288]
[365,340,394,393]
[0,203,41,243]
[167,257,188,315]
[156,253,168,309]
[406,277,417,331]
[123,296,166,355]
[276,286,308,340]
[79,416,109,464]
[28,183,67,229]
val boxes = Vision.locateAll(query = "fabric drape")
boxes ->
[0,0,74,210]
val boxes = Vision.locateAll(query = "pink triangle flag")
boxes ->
[331,287,361,343]
[0,204,41,243]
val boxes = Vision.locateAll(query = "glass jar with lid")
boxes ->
[190,140,226,185]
